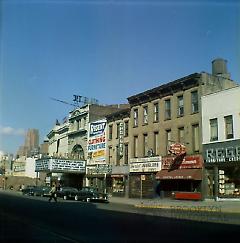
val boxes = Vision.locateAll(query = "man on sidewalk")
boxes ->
[48,184,57,202]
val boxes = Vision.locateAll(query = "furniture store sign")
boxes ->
[203,140,240,163]
[129,157,161,173]
[87,119,107,164]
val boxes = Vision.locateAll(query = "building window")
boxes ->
[133,136,138,158]
[124,143,128,165]
[191,91,199,113]
[116,145,120,166]
[225,115,234,139]
[143,133,148,157]
[178,127,184,144]
[177,95,184,117]
[108,146,113,164]
[165,99,171,120]
[133,109,138,127]
[210,118,218,141]
[166,129,171,154]
[124,121,129,137]
[153,102,159,122]
[192,124,200,152]
[154,131,159,156]
[108,125,113,140]
[116,123,120,139]
[143,106,148,124]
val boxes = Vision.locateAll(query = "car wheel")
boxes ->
[63,195,67,200]
[74,195,78,201]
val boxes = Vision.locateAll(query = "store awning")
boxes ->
[156,169,202,180]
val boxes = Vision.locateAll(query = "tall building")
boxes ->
[16,129,39,157]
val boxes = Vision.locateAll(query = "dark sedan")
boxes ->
[22,186,51,197]
[56,187,79,200]
[74,187,109,203]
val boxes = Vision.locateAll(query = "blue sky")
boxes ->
[0,0,239,155]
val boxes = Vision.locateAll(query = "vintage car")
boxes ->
[56,187,79,200]
[22,186,51,197]
[74,187,109,203]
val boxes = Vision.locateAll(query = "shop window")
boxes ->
[108,125,113,140]
[192,124,200,152]
[133,109,138,127]
[143,106,148,124]
[177,95,184,117]
[165,99,171,120]
[153,102,159,122]
[210,118,218,141]
[112,177,124,193]
[225,115,234,139]
[191,91,199,113]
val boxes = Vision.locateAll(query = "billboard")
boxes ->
[87,119,107,165]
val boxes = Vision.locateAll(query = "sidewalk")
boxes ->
[109,196,240,214]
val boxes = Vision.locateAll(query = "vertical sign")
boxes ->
[87,119,107,165]
[119,122,124,157]
[219,170,225,195]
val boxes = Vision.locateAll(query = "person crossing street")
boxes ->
[48,184,57,202]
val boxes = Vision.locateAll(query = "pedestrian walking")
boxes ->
[48,184,57,202]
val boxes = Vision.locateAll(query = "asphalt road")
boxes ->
[0,191,239,242]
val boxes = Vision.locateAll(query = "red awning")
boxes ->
[156,169,202,180]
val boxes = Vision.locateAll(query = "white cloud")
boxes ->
[0,126,25,136]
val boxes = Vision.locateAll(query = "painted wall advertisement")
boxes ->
[87,119,107,165]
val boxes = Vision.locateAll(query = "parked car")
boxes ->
[56,187,79,200]
[22,186,36,196]
[22,186,51,197]
[75,187,109,203]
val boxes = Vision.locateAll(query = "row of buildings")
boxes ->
[34,58,240,200]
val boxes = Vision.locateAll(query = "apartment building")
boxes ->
[127,58,238,199]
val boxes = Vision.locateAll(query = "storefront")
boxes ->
[111,165,129,197]
[129,156,161,199]
[35,158,86,188]
[85,164,112,193]
[203,140,240,199]
[156,155,203,199]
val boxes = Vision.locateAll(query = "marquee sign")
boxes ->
[86,164,112,175]
[35,158,86,173]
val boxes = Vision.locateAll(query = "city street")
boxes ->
[0,191,240,242]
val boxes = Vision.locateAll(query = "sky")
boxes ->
[0,0,239,155]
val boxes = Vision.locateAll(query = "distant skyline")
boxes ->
[0,0,239,154]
